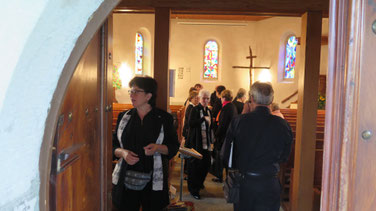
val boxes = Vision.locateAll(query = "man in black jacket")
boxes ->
[221,82,293,211]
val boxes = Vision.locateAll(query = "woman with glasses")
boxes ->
[112,76,179,211]
[185,89,213,200]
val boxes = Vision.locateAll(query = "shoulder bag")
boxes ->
[223,115,272,204]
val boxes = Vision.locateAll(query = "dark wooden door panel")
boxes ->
[51,31,101,211]
[104,16,114,210]
[322,0,376,210]
[352,2,376,210]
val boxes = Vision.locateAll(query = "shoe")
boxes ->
[190,192,201,200]
[212,178,223,183]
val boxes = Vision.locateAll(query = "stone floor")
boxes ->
[169,155,284,211]
[169,156,234,211]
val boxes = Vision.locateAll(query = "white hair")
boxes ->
[250,81,274,105]
[198,89,210,98]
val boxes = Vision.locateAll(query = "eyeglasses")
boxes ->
[128,89,145,95]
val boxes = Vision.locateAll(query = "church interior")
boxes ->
[112,13,329,106]
[109,9,328,211]
[2,0,375,211]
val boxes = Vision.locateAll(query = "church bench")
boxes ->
[284,157,322,211]
[284,118,325,124]
[279,109,325,211]
[112,103,185,141]
[290,126,325,132]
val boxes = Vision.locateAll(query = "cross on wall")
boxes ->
[232,46,270,88]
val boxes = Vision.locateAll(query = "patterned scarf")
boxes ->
[200,107,212,150]
[112,110,164,191]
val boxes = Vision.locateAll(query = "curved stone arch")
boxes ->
[38,1,120,210]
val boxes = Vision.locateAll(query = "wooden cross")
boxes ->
[232,46,270,87]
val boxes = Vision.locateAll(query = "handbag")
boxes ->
[223,169,242,203]
[209,148,223,179]
[124,170,152,190]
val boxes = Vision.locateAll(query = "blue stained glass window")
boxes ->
[135,33,143,75]
[203,41,219,79]
[284,36,298,79]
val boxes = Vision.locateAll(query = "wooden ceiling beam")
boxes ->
[170,14,271,21]
[297,36,329,45]
[116,0,329,17]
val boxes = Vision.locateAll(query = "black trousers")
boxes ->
[239,176,281,211]
[212,143,224,180]
[118,182,169,211]
[187,150,211,194]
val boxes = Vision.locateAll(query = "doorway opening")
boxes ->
[40,2,333,211]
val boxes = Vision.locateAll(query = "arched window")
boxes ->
[135,32,143,75]
[284,36,298,79]
[203,40,219,79]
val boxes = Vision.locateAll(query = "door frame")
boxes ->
[321,0,372,210]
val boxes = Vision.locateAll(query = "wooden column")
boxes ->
[154,7,170,111]
[291,11,322,211]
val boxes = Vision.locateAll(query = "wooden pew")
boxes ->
[279,109,325,211]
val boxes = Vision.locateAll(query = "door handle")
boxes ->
[57,142,85,174]
[105,105,112,112]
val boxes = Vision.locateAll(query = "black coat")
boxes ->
[221,106,293,174]
[212,98,222,121]
[215,102,237,150]
[113,108,180,190]
[185,104,213,154]
[232,100,244,115]
[182,104,194,139]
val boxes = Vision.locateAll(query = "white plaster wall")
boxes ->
[113,15,329,107]
[0,1,48,113]
[253,17,301,106]
[0,0,108,210]
[320,18,329,75]
[113,14,155,103]
[170,19,258,104]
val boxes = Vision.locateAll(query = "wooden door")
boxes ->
[50,31,102,211]
[347,2,376,210]
[322,0,376,210]
[101,16,114,211]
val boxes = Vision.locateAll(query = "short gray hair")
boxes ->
[250,81,274,105]
[198,89,210,98]
[271,103,280,111]
[236,88,247,99]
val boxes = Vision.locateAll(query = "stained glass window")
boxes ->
[112,64,122,89]
[203,41,219,79]
[135,32,143,75]
[284,36,298,79]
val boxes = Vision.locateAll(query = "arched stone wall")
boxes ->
[0,0,119,210]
